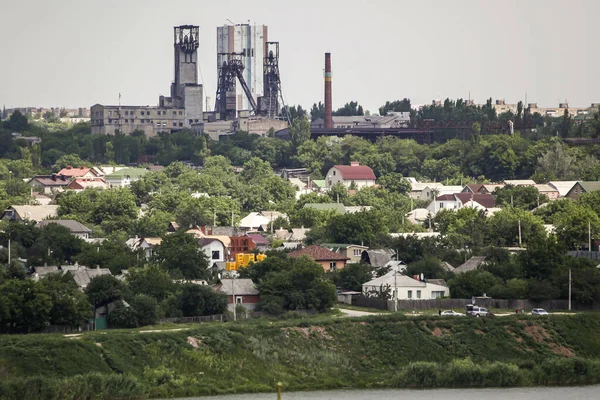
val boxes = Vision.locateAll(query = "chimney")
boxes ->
[350,161,360,167]
[51,173,57,181]
[67,166,72,169]
[324,53,333,129]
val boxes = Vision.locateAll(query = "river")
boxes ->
[173,385,600,400]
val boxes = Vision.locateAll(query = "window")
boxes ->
[417,290,421,299]
[333,171,336,176]
[432,291,445,299]
[179,111,183,115]
[236,297,243,304]
[353,249,361,256]
[125,119,128,123]
[407,290,413,299]
[189,119,193,124]
[329,262,336,271]
[172,111,176,116]
[195,119,199,122]
[212,251,220,260]
[140,111,144,116]
[179,122,183,127]
[440,203,444,208]
[124,111,128,116]
[162,123,167,127]
[173,122,177,127]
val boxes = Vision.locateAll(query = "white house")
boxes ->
[325,162,376,189]
[408,182,446,200]
[426,193,495,216]
[104,168,148,188]
[362,271,449,300]
[199,238,227,266]
[138,237,162,259]
[239,212,270,231]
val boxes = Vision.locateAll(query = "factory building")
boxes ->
[217,24,268,112]
[91,25,203,137]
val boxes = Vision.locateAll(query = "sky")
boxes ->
[1,0,599,113]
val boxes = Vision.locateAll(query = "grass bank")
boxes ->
[1,313,600,399]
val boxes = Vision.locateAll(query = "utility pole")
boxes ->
[213,210,217,228]
[511,194,514,208]
[232,275,237,321]
[518,219,522,248]
[394,269,398,312]
[231,208,234,227]
[589,219,592,252]
[568,268,572,311]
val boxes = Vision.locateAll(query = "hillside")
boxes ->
[2,314,600,399]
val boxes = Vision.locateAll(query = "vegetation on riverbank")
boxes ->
[1,313,600,399]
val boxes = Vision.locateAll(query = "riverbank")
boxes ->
[1,313,600,399]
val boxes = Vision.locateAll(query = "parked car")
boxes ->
[465,304,489,317]
[441,310,463,317]
[531,308,549,315]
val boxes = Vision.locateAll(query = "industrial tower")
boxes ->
[258,42,283,120]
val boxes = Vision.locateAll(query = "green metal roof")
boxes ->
[105,168,148,179]
[579,181,600,193]
[312,180,326,188]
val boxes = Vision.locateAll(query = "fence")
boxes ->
[352,294,599,312]
[40,323,95,334]
[159,311,265,324]
[567,251,600,261]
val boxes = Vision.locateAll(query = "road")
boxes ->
[337,308,382,317]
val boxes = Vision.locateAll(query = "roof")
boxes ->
[288,245,350,261]
[37,219,92,233]
[363,272,426,288]
[66,266,112,288]
[454,256,487,274]
[29,175,71,187]
[465,184,485,193]
[436,186,466,195]
[31,265,59,277]
[322,243,369,250]
[198,238,224,247]
[304,203,346,214]
[362,249,395,267]
[578,181,600,193]
[260,211,288,222]
[534,184,558,193]
[390,232,441,239]
[105,168,148,179]
[217,278,259,296]
[288,178,306,189]
[66,178,108,190]
[503,180,536,186]
[57,166,96,177]
[5,205,59,222]
[312,179,326,188]
[454,193,496,208]
[239,212,270,229]
[483,184,505,193]
[246,234,270,246]
[406,208,430,223]
[441,262,455,272]
[141,237,162,246]
[548,181,578,197]
[427,279,448,287]
[410,182,445,191]
[331,164,376,180]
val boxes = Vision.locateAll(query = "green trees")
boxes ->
[330,262,373,291]
[86,275,129,308]
[176,284,227,317]
[38,274,92,327]
[153,230,209,279]
[494,185,548,210]
[0,279,52,333]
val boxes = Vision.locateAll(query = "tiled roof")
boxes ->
[30,175,71,186]
[466,184,485,193]
[288,245,349,261]
[57,166,96,177]
[246,234,269,246]
[332,164,376,180]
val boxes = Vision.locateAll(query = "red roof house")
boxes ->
[288,245,350,271]
[325,162,376,189]
[57,166,98,178]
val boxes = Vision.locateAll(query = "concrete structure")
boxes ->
[408,182,446,200]
[139,238,162,259]
[362,271,449,300]
[325,162,376,189]
[288,245,349,271]
[324,53,333,129]
[478,99,597,118]
[217,23,267,111]
[91,26,203,136]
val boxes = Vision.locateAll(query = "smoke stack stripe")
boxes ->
[324,53,333,129]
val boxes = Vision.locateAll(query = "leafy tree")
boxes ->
[108,300,138,329]
[130,294,158,326]
[289,116,311,149]
[554,204,600,250]
[330,262,373,291]
[132,210,174,238]
[76,237,140,275]
[30,223,85,265]
[86,275,128,308]
[176,283,227,317]
[448,270,502,299]
[0,279,52,333]
[333,101,364,116]
[3,110,29,131]
[405,256,447,280]
[153,230,209,279]
[38,274,92,327]
[377,173,411,194]
[494,185,548,211]
[487,208,546,247]
[127,265,175,301]
[379,99,411,116]
[52,154,86,172]
[310,101,325,121]
[91,188,138,233]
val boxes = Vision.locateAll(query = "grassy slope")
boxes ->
[1,314,600,397]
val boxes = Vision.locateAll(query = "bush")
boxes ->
[108,301,138,329]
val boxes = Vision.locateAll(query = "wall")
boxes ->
[318,260,346,272]
[202,241,226,263]
[227,294,260,312]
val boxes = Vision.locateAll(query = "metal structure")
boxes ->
[215,52,257,120]
[259,42,282,119]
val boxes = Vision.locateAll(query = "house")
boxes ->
[64,265,112,289]
[104,168,148,188]
[138,237,162,259]
[325,162,376,189]
[2,205,59,222]
[239,212,270,231]
[229,236,256,259]
[548,181,578,198]
[360,249,396,268]
[482,184,505,193]
[362,271,449,300]
[65,178,109,191]
[32,192,52,205]
[28,174,71,194]
[426,193,495,216]
[406,208,430,224]
[246,234,270,252]
[90,166,128,177]
[30,265,60,281]
[198,238,227,267]
[215,278,260,311]
[462,184,488,194]
[534,184,560,200]
[57,166,98,179]
[288,245,349,271]
[37,219,92,239]
[565,181,600,200]
[408,182,445,200]
[453,256,487,274]
[322,243,369,264]
[167,221,180,232]
[303,203,346,214]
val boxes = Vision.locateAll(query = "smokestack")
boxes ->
[324,53,333,129]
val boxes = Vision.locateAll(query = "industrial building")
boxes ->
[91,25,204,137]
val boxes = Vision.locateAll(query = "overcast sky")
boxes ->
[1,0,598,112]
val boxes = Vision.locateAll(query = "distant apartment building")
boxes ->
[91,25,203,137]
[476,99,598,118]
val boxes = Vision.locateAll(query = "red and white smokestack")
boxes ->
[324,52,333,129]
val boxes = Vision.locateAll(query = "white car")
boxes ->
[440,310,463,317]
[531,308,549,315]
